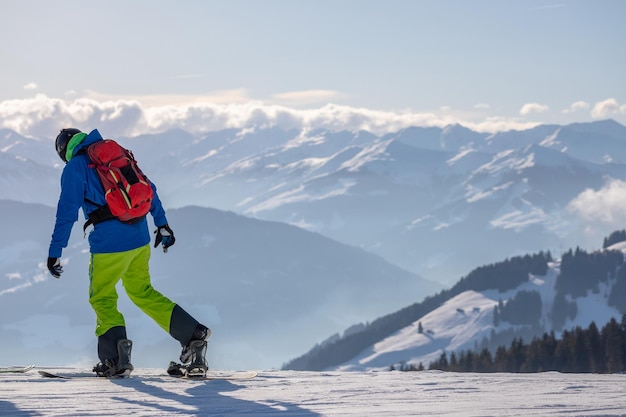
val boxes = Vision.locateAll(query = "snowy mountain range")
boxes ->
[2,119,626,370]
[3,120,626,285]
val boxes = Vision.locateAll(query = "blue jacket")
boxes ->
[48,129,168,258]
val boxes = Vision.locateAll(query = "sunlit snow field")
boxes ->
[1,368,625,416]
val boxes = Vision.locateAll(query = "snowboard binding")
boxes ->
[168,340,209,378]
[93,339,134,378]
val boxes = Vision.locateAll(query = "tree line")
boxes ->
[417,316,626,373]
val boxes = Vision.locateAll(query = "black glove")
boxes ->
[47,257,63,278]
[154,224,175,253]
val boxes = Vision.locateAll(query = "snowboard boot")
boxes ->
[116,339,134,377]
[185,340,209,377]
[93,339,134,377]
[180,324,211,365]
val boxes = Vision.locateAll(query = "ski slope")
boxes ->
[1,367,625,416]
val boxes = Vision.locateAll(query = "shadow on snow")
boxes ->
[109,376,320,416]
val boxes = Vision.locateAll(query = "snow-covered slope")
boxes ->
[1,368,625,416]
[336,246,625,372]
[337,290,504,371]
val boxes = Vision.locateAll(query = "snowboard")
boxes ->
[171,370,258,381]
[38,369,257,380]
[0,365,35,373]
[38,370,127,379]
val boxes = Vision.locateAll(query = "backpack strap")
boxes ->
[83,199,117,233]
[83,199,147,233]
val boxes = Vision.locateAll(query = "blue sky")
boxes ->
[1,0,625,137]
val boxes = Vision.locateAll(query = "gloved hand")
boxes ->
[154,224,175,253]
[47,257,63,278]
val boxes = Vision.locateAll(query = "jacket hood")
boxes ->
[67,129,103,161]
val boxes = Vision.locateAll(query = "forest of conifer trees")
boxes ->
[403,316,626,373]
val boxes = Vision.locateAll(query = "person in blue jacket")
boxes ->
[47,128,210,377]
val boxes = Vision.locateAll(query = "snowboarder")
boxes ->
[47,128,210,377]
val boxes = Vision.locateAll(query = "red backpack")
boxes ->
[83,139,153,230]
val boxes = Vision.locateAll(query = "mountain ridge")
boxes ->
[2,119,625,284]
[283,239,626,372]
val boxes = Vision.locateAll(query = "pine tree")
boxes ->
[494,345,508,372]
[509,338,526,372]
[603,318,624,373]
[586,322,604,373]
[478,348,493,372]
[570,326,589,372]
[449,352,458,371]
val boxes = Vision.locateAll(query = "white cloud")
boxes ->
[23,82,38,90]
[562,100,589,114]
[463,116,538,132]
[591,98,625,118]
[474,103,491,110]
[0,94,565,139]
[0,94,145,138]
[519,103,549,116]
[567,178,626,225]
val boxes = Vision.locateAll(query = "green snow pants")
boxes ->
[89,244,175,337]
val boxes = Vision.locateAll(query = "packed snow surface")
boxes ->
[1,367,626,416]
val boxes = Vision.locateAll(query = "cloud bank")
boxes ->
[0,94,624,140]
[568,178,626,226]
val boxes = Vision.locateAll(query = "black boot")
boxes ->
[180,324,211,364]
[167,325,210,378]
[185,340,208,377]
[93,339,134,377]
[116,339,134,376]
